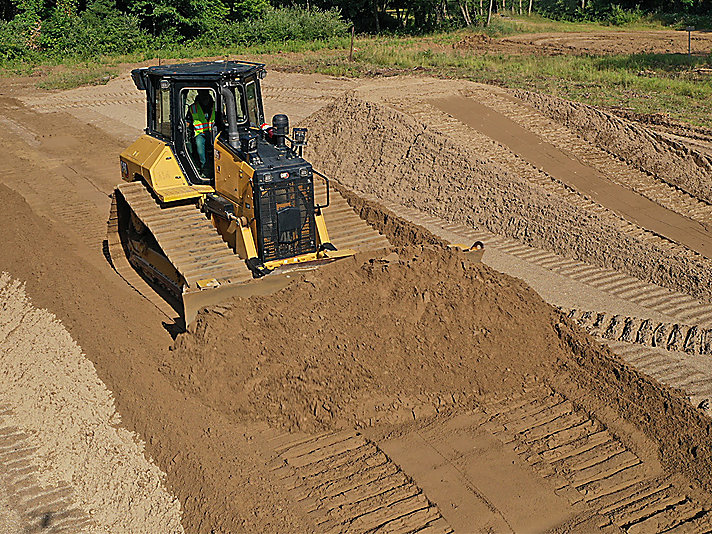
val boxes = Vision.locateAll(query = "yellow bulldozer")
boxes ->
[106,60,482,325]
[106,60,391,324]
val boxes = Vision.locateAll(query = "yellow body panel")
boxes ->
[214,139,255,220]
[120,134,214,202]
[314,211,330,246]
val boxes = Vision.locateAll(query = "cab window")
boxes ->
[222,86,248,126]
[245,80,259,126]
[181,87,217,182]
[154,79,171,138]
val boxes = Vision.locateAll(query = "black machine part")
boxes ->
[220,86,241,150]
[202,193,236,220]
[272,114,289,147]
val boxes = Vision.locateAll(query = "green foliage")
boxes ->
[203,6,349,46]
[128,0,228,37]
[226,0,270,19]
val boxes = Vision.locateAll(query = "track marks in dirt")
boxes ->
[21,91,142,112]
[270,431,453,534]
[369,194,712,328]
[465,88,712,229]
[427,96,708,261]
[564,308,712,355]
[609,342,712,410]
[0,418,92,533]
[481,388,712,533]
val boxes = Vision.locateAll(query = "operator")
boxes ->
[186,89,215,176]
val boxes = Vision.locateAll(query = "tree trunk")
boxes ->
[480,0,483,18]
[528,0,533,15]
[519,0,522,14]
[459,0,472,25]
[371,0,380,32]
[487,0,493,26]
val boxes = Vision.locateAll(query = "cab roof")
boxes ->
[131,60,266,90]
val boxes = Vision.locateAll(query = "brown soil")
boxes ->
[172,246,562,432]
[174,195,712,516]
[513,89,712,203]
[453,28,712,56]
[2,63,712,533]
[302,88,712,304]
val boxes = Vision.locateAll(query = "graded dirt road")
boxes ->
[1,61,712,533]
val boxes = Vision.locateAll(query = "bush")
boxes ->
[0,19,39,61]
[203,6,349,46]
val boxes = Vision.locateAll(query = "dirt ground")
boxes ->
[0,267,183,533]
[452,28,712,56]
[2,30,712,532]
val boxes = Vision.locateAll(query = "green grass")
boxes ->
[37,65,118,90]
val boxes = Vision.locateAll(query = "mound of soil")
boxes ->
[513,89,712,203]
[301,93,712,304]
[176,204,712,497]
[173,246,564,432]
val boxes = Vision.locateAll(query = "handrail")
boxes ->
[313,169,330,210]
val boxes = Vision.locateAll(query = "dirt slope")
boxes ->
[513,89,712,203]
[302,91,712,304]
[0,272,184,532]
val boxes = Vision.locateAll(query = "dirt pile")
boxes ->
[513,89,712,203]
[173,246,564,432]
[301,94,712,303]
[0,272,184,533]
[177,221,712,500]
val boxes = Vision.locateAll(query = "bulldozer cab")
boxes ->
[132,61,266,187]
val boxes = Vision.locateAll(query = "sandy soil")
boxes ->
[304,78,712,304]
[0,267,183,532]
[1,50,712,532]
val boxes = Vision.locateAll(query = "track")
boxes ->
[479,387,712,534]
[563,308,712,355]
[270,431,453,533]
[107,179,391,320]
[114,181,253,291]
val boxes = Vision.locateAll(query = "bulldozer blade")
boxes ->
[182,272,296,326]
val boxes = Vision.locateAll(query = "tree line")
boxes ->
[1,0,709,60]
